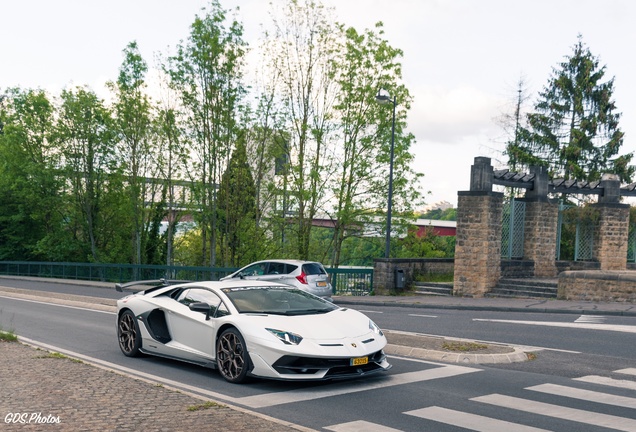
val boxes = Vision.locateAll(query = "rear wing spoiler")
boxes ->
[115,279,189,293]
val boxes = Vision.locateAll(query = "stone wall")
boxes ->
[501,260,534,278]
[373,258,454,295]
[558,270,636,302]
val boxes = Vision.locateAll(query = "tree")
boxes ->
[166,0,247,266]
[0,88,62,260]
[498,76,532,173]
[263,0,339,260]
[54,86,125,262]
[154,106,187,267]
[328,22,422,267]
[108,41,159,266]
[509,36,633,183]
[218,139,259,266]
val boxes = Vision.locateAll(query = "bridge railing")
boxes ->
[0,261,373,296]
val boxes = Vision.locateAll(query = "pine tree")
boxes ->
[509,36,633,183]
[218,139,258,266]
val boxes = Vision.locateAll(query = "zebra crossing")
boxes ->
[325,368,636,431]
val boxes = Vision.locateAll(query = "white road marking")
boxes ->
[574,375,636,390]
[324,420,402,432]
[405,406,550,432]
[575,315,606,324]
[408,314,438,318]
[511,345,580,354]
[616,368,636,376]
[472,393,636,432]
[473,318,636,334]
[236,366,480,408]
[0,295,115,314]
[528,383,636,409]
[356,310,383,314]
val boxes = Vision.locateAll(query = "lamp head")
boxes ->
[375,89,392,105]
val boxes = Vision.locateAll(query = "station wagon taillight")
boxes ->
[295,271,308,284]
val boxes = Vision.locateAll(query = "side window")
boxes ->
[242,262,268,276]
[268,262,285,274]
[285,264,298,274]
[177,288,225,317]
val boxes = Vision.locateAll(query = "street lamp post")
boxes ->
[376,89,396,259]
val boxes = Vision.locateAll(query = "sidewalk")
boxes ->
[0,340,308,432]
[334,293,636,316]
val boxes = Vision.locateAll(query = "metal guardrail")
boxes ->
[0,261,374,296]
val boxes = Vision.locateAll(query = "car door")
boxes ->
[242,261,287,283]
[276,262,299,287]
[164,287,225,362]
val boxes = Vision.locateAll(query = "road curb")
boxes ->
[385,344,529,364]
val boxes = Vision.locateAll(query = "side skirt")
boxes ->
[139,348,217,370]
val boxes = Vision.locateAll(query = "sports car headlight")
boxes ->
[266,328,303,345]
[369,320,384,336]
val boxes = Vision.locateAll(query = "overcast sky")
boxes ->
[2,0,635,208]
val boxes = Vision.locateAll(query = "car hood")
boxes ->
[241,308,376,340]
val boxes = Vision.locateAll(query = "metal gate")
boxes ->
[556,204,594,261]
[501,198,525,259]
[628,225,636,263]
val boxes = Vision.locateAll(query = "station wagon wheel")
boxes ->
[118,310,142,357]
[217,328,250,383]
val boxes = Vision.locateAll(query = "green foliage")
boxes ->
[0,330,18,342]
[166,0,247,266]
[54,86,125,262]
[508,36,633,183]
[327,22,423,267]
[263,0,337,260]
[395,229,455,259]
[418,207,456,221]
[218,139,261,266]
[0,1,429,268]
[108,41,158,265]
[0,88,62,260]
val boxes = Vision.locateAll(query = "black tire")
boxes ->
[118,310,142,357]
[216,328,250,383]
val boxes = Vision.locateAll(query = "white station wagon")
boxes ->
[221,259,333,301]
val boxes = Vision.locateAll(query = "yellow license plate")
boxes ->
[317,281,327,287]
[350,356,368,366]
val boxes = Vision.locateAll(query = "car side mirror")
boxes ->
[189,302,212,320]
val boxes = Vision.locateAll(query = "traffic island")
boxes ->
[384,330,530,364]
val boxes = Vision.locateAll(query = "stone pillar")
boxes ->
[454,157,503,297]
[523,201,559,277]
[592,174,630,271]
[592,204,630,271]
[523,166,558,277]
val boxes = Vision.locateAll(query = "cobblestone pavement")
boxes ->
[0,341,310,432]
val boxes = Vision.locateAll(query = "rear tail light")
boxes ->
[296,271,308,284]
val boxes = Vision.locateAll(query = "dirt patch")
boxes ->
[385,331,515,354]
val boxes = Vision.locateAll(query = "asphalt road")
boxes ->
[2,278,636,431]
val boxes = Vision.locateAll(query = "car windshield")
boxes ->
[222,286,337,315]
